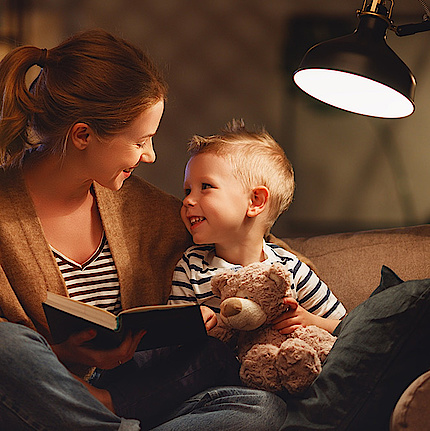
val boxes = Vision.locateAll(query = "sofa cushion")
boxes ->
[284,224,430,311]
[390,370,430,431]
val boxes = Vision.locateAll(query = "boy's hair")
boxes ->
[187,119,295,233]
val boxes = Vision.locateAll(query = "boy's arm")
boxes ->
[168,257,216,331]
[284,253,347,321]
[265,247,346,334]
[167,257,198,305]
[272,297,341,334]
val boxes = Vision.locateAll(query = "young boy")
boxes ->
[168,120,346,335]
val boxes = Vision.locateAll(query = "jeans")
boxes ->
[0,322,139,431]
[92,337,243,429]
[0,322,286,430]
[152,386,287,431]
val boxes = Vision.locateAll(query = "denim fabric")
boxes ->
[92,337,242,429]
[152,386,287,431]
[0,322,140,431]
[0,323,282,431]
[279,276,430,431]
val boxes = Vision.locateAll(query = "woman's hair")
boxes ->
[0,29,167,167]
[187,119,295,233]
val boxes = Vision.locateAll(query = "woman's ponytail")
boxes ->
[0,46,45,167]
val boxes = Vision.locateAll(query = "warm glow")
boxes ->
[294,69,414,118]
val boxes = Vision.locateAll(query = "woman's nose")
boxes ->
[140,141,156,164]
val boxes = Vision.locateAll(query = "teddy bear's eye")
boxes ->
[236,289,253,300]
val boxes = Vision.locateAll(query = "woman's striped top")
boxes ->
[51,234,122,315]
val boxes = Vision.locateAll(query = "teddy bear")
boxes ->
[210,261,337,394]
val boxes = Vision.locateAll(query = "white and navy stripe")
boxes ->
[168,241,346,320]
[51,234,122,314]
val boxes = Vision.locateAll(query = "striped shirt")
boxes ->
[51,234,122,314]
[168,241,346,319]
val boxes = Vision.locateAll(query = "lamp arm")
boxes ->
[393,18,430,36]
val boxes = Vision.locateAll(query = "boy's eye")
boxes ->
[202,183,213,190]
[184,188,191,196]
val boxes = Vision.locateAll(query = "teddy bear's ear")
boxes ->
[268,263,293,291]
[211,272,228,296]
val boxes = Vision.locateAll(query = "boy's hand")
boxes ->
[272,297,341,334]
[200,305,217,331]
[272,297,318,335]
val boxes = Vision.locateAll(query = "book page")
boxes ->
[45,291,117,330]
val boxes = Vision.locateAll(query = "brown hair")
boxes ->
[187,119,295,233]
[0,29,167,167]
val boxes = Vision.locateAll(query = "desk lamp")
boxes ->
[293,0,430,118]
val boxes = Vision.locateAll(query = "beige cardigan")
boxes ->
[0,168,192,344]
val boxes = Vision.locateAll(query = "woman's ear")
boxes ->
[69,123,92,150]
[247,186,269,218]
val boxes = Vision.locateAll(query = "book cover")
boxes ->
[43,291,207,350]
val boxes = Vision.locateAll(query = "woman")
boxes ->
[0,29,286,430]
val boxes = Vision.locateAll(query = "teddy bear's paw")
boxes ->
[240,344,282,392]
[276,338,321,394]
[290,325,336,362]
[208,323,237,345]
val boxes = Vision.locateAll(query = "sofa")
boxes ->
[278,223,430,430]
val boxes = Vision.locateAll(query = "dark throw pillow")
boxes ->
[370,265,404,297]
[279,267,430,431]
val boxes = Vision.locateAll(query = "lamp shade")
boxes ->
[293,13,416,118]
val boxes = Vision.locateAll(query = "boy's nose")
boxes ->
[183,194,195,207]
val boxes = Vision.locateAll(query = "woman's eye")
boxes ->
[202,183,212,190]
[136,139,149,148]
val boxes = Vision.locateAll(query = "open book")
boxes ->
[43,291,207,350]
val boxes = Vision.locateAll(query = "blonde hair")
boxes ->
[187,119,295,233]
[0,29,167,167]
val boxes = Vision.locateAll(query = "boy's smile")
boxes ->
[189,216,206,228]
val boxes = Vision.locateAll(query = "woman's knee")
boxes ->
[185,387,287,430]
[0,322,50,364]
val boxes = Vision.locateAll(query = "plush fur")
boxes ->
[211,262,336,394]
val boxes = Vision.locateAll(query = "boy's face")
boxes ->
[181,153,251,247]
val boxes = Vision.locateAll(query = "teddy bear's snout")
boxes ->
[219,297,267,331]
[221,299,242,317]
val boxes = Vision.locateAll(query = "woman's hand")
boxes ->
[200,305,217,331]
[272,297,340,335]
[52,328,146,369]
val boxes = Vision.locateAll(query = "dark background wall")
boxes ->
[2,0,429,237]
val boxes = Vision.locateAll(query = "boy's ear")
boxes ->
[69,123,92,150]
[247,186,269,218]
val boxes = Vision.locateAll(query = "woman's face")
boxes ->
[89,100,164,191]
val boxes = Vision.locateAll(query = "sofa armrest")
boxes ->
[390,370,430,430]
